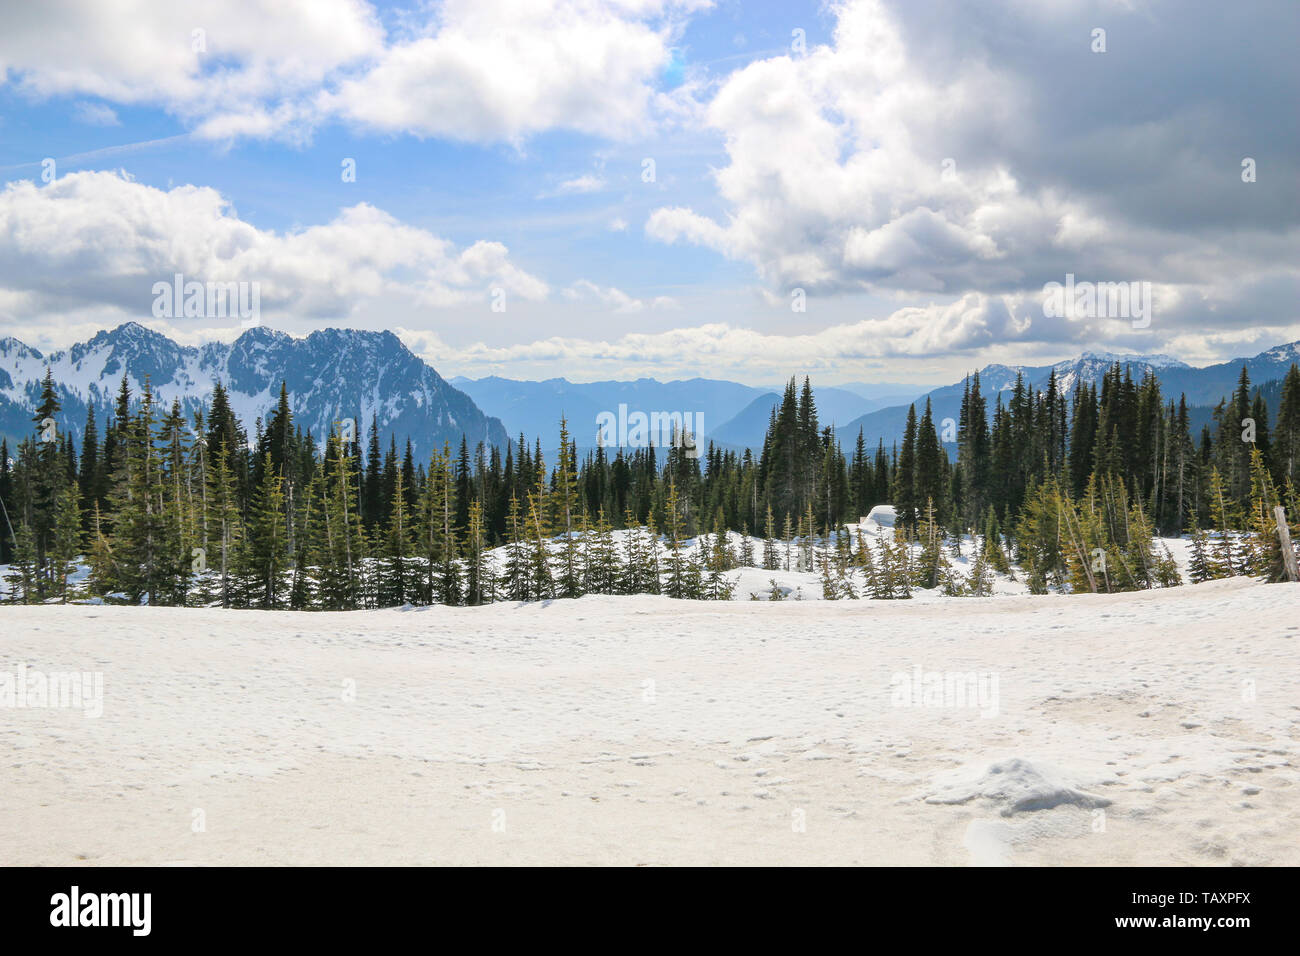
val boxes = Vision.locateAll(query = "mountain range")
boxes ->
[448,375,774,451]
[0,322,506,462]
[832,344,1300,453]
[1,323,1296,462]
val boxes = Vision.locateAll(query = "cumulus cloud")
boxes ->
[0,171,548,322]
[1,0,709,146]
[0,0,383,133]
[319,0,707,144]
[646,0,1300,329]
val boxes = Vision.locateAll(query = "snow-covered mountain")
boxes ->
[973,351,1192,397]
[4,324,1297,461]
[0,322,508,459]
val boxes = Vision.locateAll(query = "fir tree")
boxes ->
[464,499,489,605]
[380,467,414,606]
[738,524,755,568]
[1187,514,1212,583]
[554,418,583,599]
[526,492,553,600]
[242,453,288,608]
[503,495,532,601]
[50,485,82,602]
[762,505,779,570]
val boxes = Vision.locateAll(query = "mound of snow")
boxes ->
[864,505,896,529]
[923,757,1111,817]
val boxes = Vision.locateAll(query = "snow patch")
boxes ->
[924,757,1112,817]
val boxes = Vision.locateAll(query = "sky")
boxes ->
[0,0,1297,388]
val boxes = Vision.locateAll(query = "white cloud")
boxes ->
[1,0,710,146]
[72,101,120,126]
[645,0,1300,321]
[0,171,548,322]
[645,0,1048,294]
[556,175,606,195]
[562,279,677,313]
[0,0,383,132]
[320,0,706,145]
[398,280,1300,382]
[403,294,1037,380]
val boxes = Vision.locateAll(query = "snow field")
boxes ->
[1,576,1297,865]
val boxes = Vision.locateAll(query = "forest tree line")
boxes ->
[1,359,1298,606]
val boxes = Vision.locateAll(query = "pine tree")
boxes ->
[29,367,68,599]
[436,449,462,607]
[857,529,882,598]
[705,534,735,601]
[85,502,116,599]
[526,492,552,600]
[981,511,1010,576]
[883,529,913,599]
[1187,514,1213,583]
[618,506,645,595]
[314,435,360,610]
[738,525,755,568]
[110,380,167,605]
[242,453,288,608]
[914,399,946,527]
[1120,492,1159,590]
[1207,466,1239,577]
[554,418,583,599]
[913,499,951,590]
[79,403,101,523]
[503,496,532,601]
[662,480,689,599]
[380,467,414,606]
[585,507,618,594]
[968,539,993,596]
[1244,447,1284,580]
[893,403,919,535]
[464,499,489,605]
[4,522,38,603]
[50,485,82,602]
[288,483,314,610]
[1014,479,1063,594]
[781,512,794,572]
[1060,479,1105,593]
[643,506,662,595]
[762,505,779,570]
[710,506,733,571]
[1274,364,1300,486]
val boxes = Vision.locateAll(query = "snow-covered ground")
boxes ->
[2,577,1297,865]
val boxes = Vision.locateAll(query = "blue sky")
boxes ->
[0,0,1297,386]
